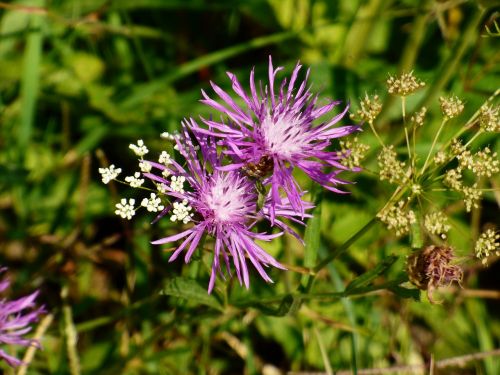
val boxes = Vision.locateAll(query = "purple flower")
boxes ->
[0,268,44,367]
[192,56,359,220]
[145,126,309,293]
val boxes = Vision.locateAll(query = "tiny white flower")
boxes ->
[115,198,136,220]
[125,172,144,188]
[170,175,186,193]
[99,164,122,184]
[170,199,193,223]
[139,161,152,173]
[159,151,172,165]
[157,183,168,193]
[129,139,149,157]
[162,169,171,178]
[141,193,164,212]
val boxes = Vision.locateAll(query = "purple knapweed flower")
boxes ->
[144,125,309,293]
[0,268,44,367]
[192,56,359,220]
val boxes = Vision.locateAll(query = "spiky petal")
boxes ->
[192,56,359,219]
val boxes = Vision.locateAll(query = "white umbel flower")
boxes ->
[125,172,145,188]
[170,199,193,224]
[141,193,164,212]
[115,198,136,220]
[159,151,172,165]
[129,139,149,157]
[170,176,186,193]
[139,161,152,173]
[99,164,122,184]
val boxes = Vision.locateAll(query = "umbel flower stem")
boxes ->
[421,118,447,175]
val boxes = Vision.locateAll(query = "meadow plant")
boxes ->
[349,72,500,301]
[99,59,358,292]
[0,268,44,367]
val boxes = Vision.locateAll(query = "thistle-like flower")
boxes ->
[406,246,463,303]
[0,268,44,367]
[191,56,359,219]
[145,127,309,292]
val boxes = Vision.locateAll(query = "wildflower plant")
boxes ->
[0,268,44,367]
[98,59,358,292]
[347,72,500,301]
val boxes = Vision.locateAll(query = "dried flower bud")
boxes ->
[406,245,463,303]
[475,229,500,265]
[479,104,499,133]
[387,71,425,97]
[338,137,370,170]
[439,95,464,119]
[378,146,408,184]
[377,200,416,236]
[352,94,382,123]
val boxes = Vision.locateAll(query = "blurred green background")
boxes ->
[0,0,499,374]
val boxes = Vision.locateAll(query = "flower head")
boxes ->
[406,246,463,303]
[191,57,359,219]
[144,128,308,292]
[386,71,425,97]
[439,95,464,119]
[475,229,499,265]
[0,268,44,367]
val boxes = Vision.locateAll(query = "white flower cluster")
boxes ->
[159,151,172,165]
[439,95,464,119]
[377,200,416,237]
[475,229,500,265]
[115,198,136,220]
[338,137,370,170]
[170,199,193,224]
[125,172,144,188]
[424,212,450,239]
[170,176,186,193]
[479,104,499,133]
[378,146,408,184]
[129,139,149,157]
[157,183,168,193]
[470,147,499,178]
[139,161,152,173]
[352,94,382,124]
[410,107,427,127]
[387,71,425,97]
[99,164,122,184]
[160,131,180,141]
[141,193,164,212]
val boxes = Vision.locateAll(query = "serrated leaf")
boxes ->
[162,277,223,311]
[345,255,398,293]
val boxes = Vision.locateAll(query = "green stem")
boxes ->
[369,121,385,148]
[313,218,377,273]
[421,118,448,175]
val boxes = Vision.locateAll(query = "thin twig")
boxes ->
[287,348,500,375]
[17,314,54,375]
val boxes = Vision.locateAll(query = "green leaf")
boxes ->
[161,277,223,311]
[345,255,398,293]
[300,189,322,289]
[388,285,421,301]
